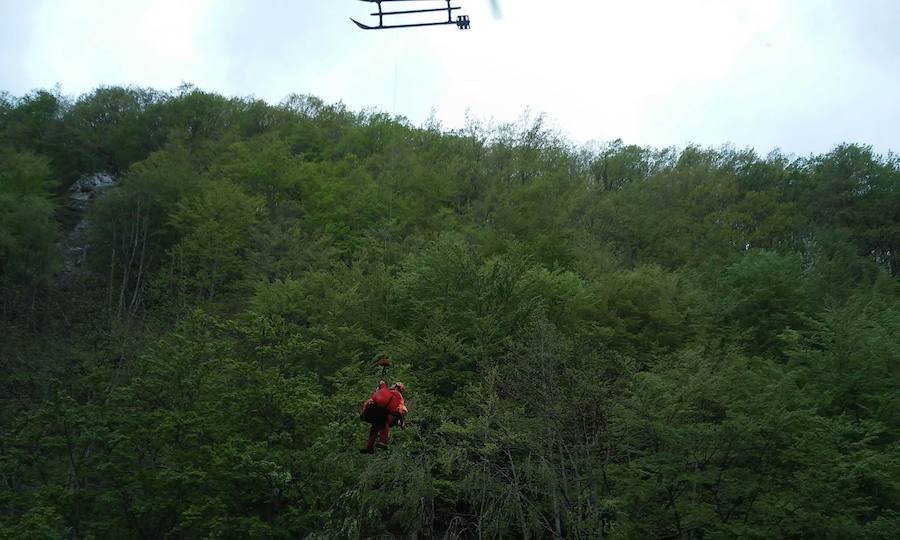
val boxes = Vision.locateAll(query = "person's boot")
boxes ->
[360,447,374,454]
[375,442,389,450]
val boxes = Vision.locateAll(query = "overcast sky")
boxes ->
[2,0,898,155]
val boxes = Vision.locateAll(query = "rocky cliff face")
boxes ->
[60,173,117,281]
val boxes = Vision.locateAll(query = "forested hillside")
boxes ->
[1,85,898,538]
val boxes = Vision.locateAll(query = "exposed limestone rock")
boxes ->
[60,173,117,280]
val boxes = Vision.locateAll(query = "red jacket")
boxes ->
[368,380,407,416]
[371,380,393,409]
[386,389,407,416]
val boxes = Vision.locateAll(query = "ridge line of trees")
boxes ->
[1,85,898,538]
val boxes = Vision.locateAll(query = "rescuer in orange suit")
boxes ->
[360,380,408,454]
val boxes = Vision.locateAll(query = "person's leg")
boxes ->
[378,413,396,447]
[362,407,388,453]
[362,424,378,453]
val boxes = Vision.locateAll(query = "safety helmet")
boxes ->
[392,382,406,394]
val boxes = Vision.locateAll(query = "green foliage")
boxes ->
[64,86,163,174]
[720,251,810,356]
[0,149,58,294]
[0,89,67,156]
[1,86,898,538]
[169,179,265,303]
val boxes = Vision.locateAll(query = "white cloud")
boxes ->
[9,0,219,93]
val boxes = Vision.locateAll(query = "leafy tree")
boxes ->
[89,143,201,317]
[0,149,58,309]
[719,250,810,357]
[168,180,265,304]
[63,86,162,176]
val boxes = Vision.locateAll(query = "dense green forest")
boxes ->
[1,85,898,539]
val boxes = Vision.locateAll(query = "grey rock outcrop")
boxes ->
[60,173,117,280]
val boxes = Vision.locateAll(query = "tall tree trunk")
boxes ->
[118,200,143,318]
[506,447,530,540]
[128,211,150,315]
[107,226,117,314]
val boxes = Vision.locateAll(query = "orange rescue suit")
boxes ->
[386,388,407,416]
[371,380,393,408]
[361,380,408,452]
